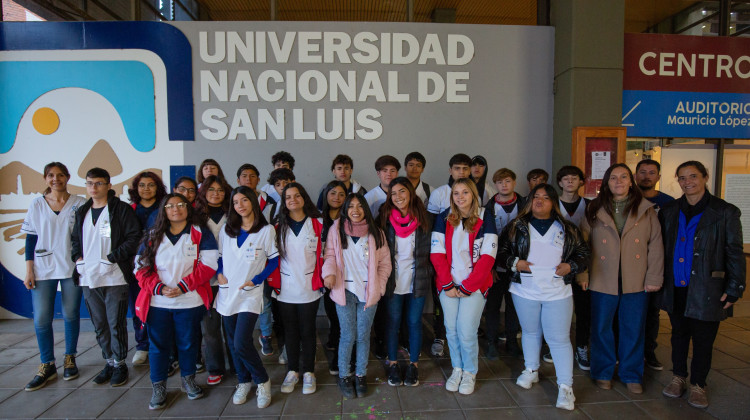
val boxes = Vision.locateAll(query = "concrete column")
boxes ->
[550,0,624,173]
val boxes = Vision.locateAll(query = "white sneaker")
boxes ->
[516,369,539,389]
[556,384,575,410]
[302,372,316,394]
[280,371,299,393]
[458,371,476,395]
[256,380,271,408]
[132,350,148,365]
[278,346,287,364]
[446,367,462,392]
[233,382,252,405]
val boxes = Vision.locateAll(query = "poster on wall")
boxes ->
[0,21,554,318]
[622,33,750,139]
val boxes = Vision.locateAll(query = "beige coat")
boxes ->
[579,199,664,295]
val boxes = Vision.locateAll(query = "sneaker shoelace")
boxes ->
[64,355,75,369]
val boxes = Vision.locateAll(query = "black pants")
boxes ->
[644,291,661,356]
[431,276,446,340]
[572,281,591,348]
[323,289,340,348]
[485,273,519,343]
[278,299,320,373]
[264,283,285,349]
[669,286,720,387]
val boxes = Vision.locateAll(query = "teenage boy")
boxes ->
[484,168,524,359]
[265,168,295,224]
[237,163,273,211]
[425,153,472,357]
[554,165,592,370]
[404,152,434,204]
[316,154,367,209]
[636,159,674,371]
[71,168,141,387]
[260,151,295,203]
[526,168,549,192]
[364,155,400,218]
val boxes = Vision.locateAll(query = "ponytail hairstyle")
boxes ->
[337,193,385,250]
[42,162,71,195]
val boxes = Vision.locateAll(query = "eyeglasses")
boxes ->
[176,186,196,194]
[85,181,107,188]
[208,187,225,193]
[165,202,189,210]
[138,183,156,189]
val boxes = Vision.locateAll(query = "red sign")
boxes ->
[624,33,750,93]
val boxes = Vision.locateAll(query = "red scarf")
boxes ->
[390,209,419,238]
[495,193,517,206]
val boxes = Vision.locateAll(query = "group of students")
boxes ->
[20,151,744,412]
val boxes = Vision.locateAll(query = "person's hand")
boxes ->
[445,288,460,298]
[721,293,735,309]
[577,277,589,291]
[217,273,228,285]
[162,286,183,298]
[24,271,35,290]
[456,289,470,298]
[645,285,661,293]
[516,260,532,272]
[324,275,336,289]
[239,279,259,290]
[555,263,571,277]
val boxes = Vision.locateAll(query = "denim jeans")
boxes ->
[439,290,486,374]
[258,283,273,337]
[127,281,148,351]
[31,278,81,363]
[224,312,270,385]
[512,294,574,386]
[147,305,205,383]
[336,290,378,377]
[590,290,648,384]
[384,293,425,363]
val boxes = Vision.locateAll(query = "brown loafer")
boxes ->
[662,375,687,398]
[688,384,708,408]
[595,379,612,390]
[626,382,643,394]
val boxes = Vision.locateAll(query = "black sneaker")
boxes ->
[486,343,499,360]
[195,356,206,374]
[63,354,79,380]
[337,376,356,399]
[25,362,57,391]
[387,363,402,386]
[110,364,128,387]
[575,346,591,371]
[167,360,179,377]
[181,374,204,400]
[645,352,664,371]
[355,375,368,397]
[542,352,553,363]
[404,363,419,387]
[93,364,114,385]
[259,335,274,356]
[149,381,167,410]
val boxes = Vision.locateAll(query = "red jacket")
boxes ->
[134,226,216,321]
[268,218,324,294]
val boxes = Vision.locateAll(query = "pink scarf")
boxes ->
[344,219,369,238]
[390,209,419,238]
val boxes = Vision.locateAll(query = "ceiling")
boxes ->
[196,0,701,32]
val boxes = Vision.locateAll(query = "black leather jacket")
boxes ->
[658,193,745,321]
[497,214,590,285]
[384,220,434,298]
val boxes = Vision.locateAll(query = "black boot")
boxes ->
[337,376,356,399]
[25,362,57,391]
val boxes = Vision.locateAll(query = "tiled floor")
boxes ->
[2,299,750,419]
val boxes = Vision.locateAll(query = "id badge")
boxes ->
[99,221,111,238]
[361,242,369,261]
[553,231,565,249]
[306,236,317,252]
[243,245,258,262]
[184,243,198,258]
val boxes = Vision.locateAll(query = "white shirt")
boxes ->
[450,222,473,286]
[260,183,280,203]
[493,200,519,272]
[510,221,571,301]
[364,186,388,218]
[216,225,278,316]
[414,181,434,204]
[426,184,451,215]
[343,236,369,302]
[394,232,416,295]
[482,182,498,205]
[206,214,227,286]
[78,205,127,288]
[560,198,587,228]
[22,195,86,280]
[151,231,206,309]
[277,218,323,304]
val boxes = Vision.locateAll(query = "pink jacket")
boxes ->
[322,220,391,309]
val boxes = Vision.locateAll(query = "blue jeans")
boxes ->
[336,290,378,377]
[512,294,574,386]
[385,293,425,363]
[224,312,270,384]
[439,290,486,374]
[31,278,81,363]
[590,291,648,384]
[147,305,205,383]
[258,284,273,337]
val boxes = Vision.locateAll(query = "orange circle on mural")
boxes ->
[32,107,60,135]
